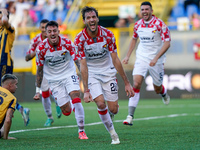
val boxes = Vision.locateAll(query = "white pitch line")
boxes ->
[9,113,194,134]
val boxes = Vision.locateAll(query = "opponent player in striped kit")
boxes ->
[122,1,171,126]
[75,6,134,144]
[26,19,62,127]
[34,21,88,139]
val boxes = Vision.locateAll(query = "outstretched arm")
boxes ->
[111,52,134,98]
[3,108,15,139]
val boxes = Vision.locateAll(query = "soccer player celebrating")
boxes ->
[34,21,88,139]
[26,19,62,127]
[0,74,18,139]
[75,6,134,144]
[122,1,171,126]
[0,8,30,126]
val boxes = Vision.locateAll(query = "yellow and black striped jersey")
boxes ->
[0,86,16,128]
[0,25,15,66]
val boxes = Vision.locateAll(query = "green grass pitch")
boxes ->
[1,99,200,150]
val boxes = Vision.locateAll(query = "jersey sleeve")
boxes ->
[36,43,45,66]
[26,37,38,55]
[107,34,117,53]
[132,22,139,39]
[160,21,171,42]
[8,98,16,111]
[74,36,86,60]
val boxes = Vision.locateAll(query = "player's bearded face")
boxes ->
[46,26,60,46]
[84,11,99,33]
[141,5,153,21]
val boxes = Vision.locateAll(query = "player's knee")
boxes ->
[133,82,141,89]
[154,88,161,94]
[110,109,118,114]
[97,103,106,110]
[42,91,50,98]
[62,108,72,116]
[72,97,81,104]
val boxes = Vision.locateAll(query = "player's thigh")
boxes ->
[89,78,103,100]
[65,75,80,94]
[132,59,149,78]
[149,63,164,86]
[102,79,118,102]
[49,81,71,107]
[41,77,49,91]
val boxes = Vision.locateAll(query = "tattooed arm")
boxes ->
[33,66,43,100]
[3,108,15,139]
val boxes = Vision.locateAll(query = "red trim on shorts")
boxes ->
[72,98,81,104]
[42,91,50,98]
[133,87,140,93]
[62,108,72,116]
[98,109,108,115]
[160,85,165,94]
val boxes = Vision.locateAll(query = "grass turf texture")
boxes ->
[1,99,200,150]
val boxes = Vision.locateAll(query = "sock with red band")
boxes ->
[42,91,52,118]
[160,85,167,97]
[72,98,85,132]
[98,107,114,132]
[128,88,140,117]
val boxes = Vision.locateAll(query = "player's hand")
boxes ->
[125,83,135,98]
[149,58,158,66]
[122,56,129,64]
[33,93,40,100]
[83,92,93,103]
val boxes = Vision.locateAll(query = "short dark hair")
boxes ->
[1,74,18,84]
[81,6,98,20]
[40,19,49,24]
[141,1,152,9]
[45,21,58,29]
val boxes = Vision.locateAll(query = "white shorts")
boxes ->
[49,75,80,107]
[132,59,164,86]
[41,77,49,91]
[88,77,118,101]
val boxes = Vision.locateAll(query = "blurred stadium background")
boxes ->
[2,0,200,102]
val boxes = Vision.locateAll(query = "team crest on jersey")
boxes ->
[152,29,157,33]
[61,51,67,55]
[102,44,107,49]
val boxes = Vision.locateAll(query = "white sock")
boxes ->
[98,107,114,132]
[73,102,85,132]
[42,96,52,118]
[128,92,140,107]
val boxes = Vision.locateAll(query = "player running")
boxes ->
[26,19,62,126]
[34,21,88,139]
[122,1,171,126]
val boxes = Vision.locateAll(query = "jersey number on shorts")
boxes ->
[110,83,117,92]
[71,75,77,82]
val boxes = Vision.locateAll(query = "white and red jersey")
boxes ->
[36,36,77,82]
[26,33,44,55]
[74,25,117,79]
[133,15,171,64]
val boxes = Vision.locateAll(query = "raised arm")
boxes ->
[111,52,134,98]
[0,8,11,29]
